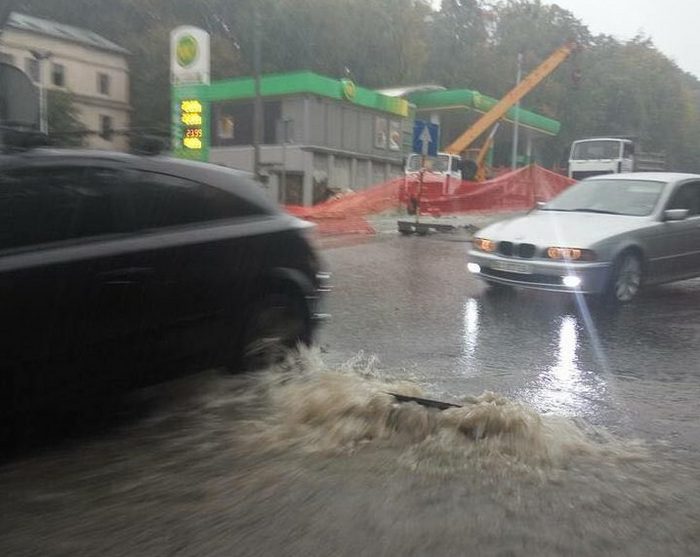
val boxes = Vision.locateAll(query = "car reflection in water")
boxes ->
[462,297,480,361]
[529,314,608,417]
[458,288,617,423]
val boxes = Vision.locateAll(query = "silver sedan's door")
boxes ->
[654,181,700,281]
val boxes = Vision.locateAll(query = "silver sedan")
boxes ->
[468,173,700,302]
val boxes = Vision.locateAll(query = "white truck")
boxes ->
[568,138,666,180]
[404,152,463,195]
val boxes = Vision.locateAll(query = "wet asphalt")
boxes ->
[2,231,700,556]
[320,233,700,452]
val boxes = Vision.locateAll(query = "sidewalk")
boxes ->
[367,210,526,239]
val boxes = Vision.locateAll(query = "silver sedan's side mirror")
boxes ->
[663,208,690,221]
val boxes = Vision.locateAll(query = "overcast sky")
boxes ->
[551,0,700,77]
[432,1,700,78]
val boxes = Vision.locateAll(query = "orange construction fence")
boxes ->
[286,164,575,235]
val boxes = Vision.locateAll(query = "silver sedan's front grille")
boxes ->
[518,243,536,258]
[499,241,536,259]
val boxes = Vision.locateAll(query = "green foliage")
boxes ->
[14,0,700,170]
[47,89,86,147]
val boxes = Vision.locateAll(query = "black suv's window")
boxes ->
[0,166,126,251]
[128,171,263,231]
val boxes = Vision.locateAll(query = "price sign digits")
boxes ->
[180,99,203,150]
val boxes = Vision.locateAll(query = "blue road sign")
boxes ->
[412,120,439,157]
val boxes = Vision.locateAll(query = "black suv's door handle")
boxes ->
[98,267,154,285]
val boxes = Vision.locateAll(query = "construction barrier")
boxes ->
[418,165,575,214]
[286,164,575,235]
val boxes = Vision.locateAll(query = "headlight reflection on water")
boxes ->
[462,297,480,359]
[535,314,607,417]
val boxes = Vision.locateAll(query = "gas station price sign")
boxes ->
[180,99,203,150]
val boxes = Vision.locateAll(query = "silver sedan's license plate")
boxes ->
[491,260,532,274]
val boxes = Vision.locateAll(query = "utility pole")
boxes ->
[30,49,51,134]
[280,117,290,203]
[511,52,523,170]
[252,5,263,181]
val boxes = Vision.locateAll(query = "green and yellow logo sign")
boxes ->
[341,79,356,101]
[176,34,199,68]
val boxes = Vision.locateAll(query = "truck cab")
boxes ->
[404,152,463,196]
[568,138,634,180]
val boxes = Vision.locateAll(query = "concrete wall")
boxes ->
[281,98,306,143]
[209,93,406,205]
[0,28,131,151]
[210,142,402,205]
[303,95,405,161]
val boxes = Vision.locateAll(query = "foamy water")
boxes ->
[223,350,647,477]
[2,350,698,556]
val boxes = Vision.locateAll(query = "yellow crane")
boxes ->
[445,42,577,178]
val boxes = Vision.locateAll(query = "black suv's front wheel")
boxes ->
[238,292,310,371]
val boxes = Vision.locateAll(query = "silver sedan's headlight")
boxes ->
[473,237,497,253]
[546,247,597,261]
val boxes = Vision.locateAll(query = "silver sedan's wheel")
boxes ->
[611,253,642,303]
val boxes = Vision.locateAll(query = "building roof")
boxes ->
[6,12,129,55]
[172,71,561,136]
[174,71,410,117]
[408,89,561,136]
[375,84,446,97]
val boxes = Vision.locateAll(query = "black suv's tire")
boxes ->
[605,252,643,303]
[238,292,310,371]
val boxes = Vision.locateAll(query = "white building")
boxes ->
[0,12,131,150]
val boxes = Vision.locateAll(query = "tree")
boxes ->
[47,89,87,147]
[423,0,489,88]
[12,0,700,171]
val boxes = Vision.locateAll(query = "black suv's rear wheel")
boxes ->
[239,292,309,371]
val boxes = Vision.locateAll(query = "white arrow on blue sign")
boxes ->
[412,120,439,157]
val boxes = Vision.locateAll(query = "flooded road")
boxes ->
[321,235,700,450]
[2,234,700,556]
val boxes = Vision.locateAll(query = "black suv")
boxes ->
[0,148,328,414]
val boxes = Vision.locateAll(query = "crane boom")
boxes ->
[445,42,576,155]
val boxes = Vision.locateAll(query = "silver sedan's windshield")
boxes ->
[543,179,666,216]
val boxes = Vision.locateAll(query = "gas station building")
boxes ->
[172,71,561,206]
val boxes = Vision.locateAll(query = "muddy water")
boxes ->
[2,353,698,557]
[235,353,647,476]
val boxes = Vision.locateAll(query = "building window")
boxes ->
[52,63,65,87]
[100,115,113,140]
[217,114,235,140]
[25,58,40,82]
[98,72,110,95]
[263,101,281,144]
[374,117,388,149]
[211,100,281,147]
[213,102,252,146]
[389,121,401,151]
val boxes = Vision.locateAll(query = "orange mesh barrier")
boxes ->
[285,165,574,235]
[422,165,575,213]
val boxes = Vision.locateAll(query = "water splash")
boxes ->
[231,350,647,477]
